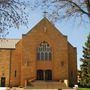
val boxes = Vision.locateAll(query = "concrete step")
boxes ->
[27,81,68,89]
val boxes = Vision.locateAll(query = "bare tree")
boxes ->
[0,0,90,37]
[33,0,90,23]
[0,0,29,37]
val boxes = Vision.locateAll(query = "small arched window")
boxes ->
[37,41,52,60]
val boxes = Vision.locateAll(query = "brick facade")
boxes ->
[0,18,77,87]
[0,49,11,86]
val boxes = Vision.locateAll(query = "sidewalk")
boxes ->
[0,87,77,90]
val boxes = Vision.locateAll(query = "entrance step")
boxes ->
[27,81,68,89]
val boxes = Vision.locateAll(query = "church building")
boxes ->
[0,18,77,88]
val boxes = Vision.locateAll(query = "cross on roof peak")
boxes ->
[43,11,48,18]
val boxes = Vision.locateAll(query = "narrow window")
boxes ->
[15,70,17,78]
[45,52,48,60]
[41,52,44,60]
[49,52,52,60]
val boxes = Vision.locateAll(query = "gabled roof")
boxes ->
[0,18,75,49]
[0,39,20,49]
[22,17,66,37]
[22,17,75,48]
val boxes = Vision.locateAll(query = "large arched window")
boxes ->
[37,41,52,60]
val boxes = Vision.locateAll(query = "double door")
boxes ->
[37,70,52,80]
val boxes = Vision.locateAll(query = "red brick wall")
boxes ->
[10,40,22,86]
[9,18,77,87]
[68,43,77,86]
[21,18,69,85]
[0,49,11,86]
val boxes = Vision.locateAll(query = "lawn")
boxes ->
[78,88,90,90]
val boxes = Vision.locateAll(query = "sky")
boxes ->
[6,5,90,70]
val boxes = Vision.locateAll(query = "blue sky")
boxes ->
[6,7,90,70]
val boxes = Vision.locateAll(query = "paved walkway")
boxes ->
[0,87,77,90]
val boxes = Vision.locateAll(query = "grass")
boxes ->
[78,88,90,90]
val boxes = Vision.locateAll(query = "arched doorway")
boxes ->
[37,70,44,80]
[1,77,6,87]
[45,70,52,80]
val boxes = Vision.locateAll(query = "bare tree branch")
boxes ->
[60,0,90,17]
[33,0,90,24]
[0,0,29,38]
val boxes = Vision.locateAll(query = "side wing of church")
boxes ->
[0,18,77,88]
